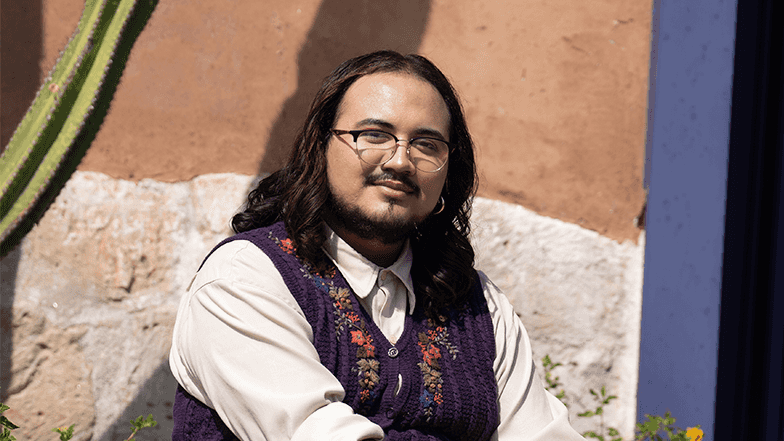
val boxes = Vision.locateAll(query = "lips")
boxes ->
[366,173,419,195]
[375,179,415,194]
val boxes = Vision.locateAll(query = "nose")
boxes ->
[382,141,416,174]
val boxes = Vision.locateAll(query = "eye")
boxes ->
[359,130,393,144]
[412,138,440,152]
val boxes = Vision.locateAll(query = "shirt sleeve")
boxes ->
[169,240,385,441]
[479,272,586,441]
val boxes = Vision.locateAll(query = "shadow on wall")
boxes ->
[0,248,21,403]
[99,363,177,441]
[256,0,433,173]
[0,0,42,402]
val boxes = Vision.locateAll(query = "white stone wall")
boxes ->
[0,171,643,440]
[472,199,644,437]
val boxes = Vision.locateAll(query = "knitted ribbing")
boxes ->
[173,222,499,441]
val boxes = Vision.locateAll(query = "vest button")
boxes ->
[387,347,399,358]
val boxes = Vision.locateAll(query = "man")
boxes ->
[169,51,584,440]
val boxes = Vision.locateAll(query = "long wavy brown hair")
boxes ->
[232,51,478,318]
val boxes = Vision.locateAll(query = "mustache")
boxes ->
[365,172,420,195]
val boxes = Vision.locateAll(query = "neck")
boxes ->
[324,217,406,268]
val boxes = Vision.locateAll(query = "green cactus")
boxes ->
[0,0,157,258]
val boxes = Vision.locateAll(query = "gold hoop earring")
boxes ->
[433,196,445,215]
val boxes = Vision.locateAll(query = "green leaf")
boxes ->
[131,414,157,430]
[583,430,604,440]
[638,415,663,435]
[596,406,603,415]
[0,417,18,431]
[0,405,9,413]
[589,388,598,397]
[608,427,620,436]
[578,410,595,417]
[0,426,17,441]
[52,425,75,441]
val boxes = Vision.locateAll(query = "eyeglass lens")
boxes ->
[355,131,448,172]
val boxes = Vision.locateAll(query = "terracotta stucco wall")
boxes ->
[3,0,651,243]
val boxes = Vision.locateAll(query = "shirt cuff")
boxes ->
[291,401,385,441]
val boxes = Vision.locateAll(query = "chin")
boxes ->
[377,199,431,224]
[328,195,422,244]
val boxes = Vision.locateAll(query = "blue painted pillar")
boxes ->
[638,0,737,436]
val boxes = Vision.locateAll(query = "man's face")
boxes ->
[325,72,450,243]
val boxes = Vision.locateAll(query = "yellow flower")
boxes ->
[686,427,703,441]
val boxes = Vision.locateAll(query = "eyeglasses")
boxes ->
[331,129,451,173]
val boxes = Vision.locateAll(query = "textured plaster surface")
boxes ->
[1,172,643,439]
[1,172,254,440]
[473,198,644,438]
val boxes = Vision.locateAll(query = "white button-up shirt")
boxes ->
[169,229,585,440]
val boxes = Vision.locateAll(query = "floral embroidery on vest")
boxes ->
[267,231,379,403]
[329,287,380,402]
[269,233,337,280]
[275,236,296,255]
[417,319,459,420]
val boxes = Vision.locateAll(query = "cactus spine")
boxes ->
[0,0,155,257]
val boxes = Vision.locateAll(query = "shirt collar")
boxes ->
[322,225,416,314]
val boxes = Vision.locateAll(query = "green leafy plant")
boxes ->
[52,425,75,441]
[542,355,702,441]
[0,0,157,258]
[1,403,19,441]
[635,412,701,441]
[578,386,621,441]
[127,414,157,440]
[542,354,568,405]
[1,393,156,441]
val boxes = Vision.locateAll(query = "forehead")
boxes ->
[335,72,450,133]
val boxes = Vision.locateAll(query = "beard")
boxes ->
[325,189,419,245]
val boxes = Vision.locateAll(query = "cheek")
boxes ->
[422,171,448,202]
[326,145,369,196]
[325,153,339,191]
[326,144,349,179]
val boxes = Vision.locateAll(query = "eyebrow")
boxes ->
[354,118,448,141]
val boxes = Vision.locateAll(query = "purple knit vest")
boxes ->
[173,222,499,441]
